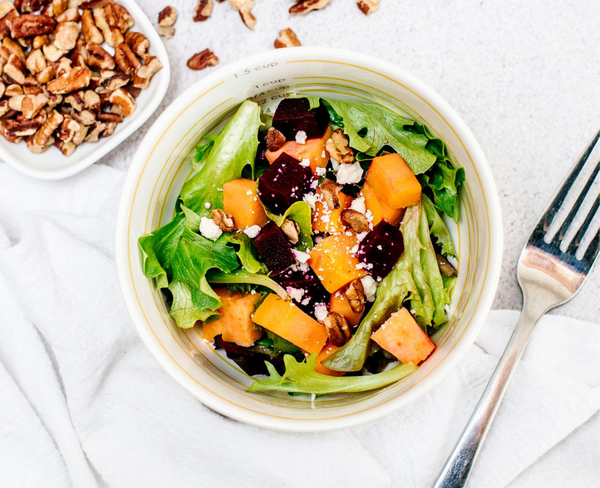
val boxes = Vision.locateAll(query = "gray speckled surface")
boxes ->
[11,0,600,320]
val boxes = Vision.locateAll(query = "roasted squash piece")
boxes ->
[223,178,269,230]
[315,341,344,376]
[366,153,421,209]
[312,189,353,234]
[359,181,405,226]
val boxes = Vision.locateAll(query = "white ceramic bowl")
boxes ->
[116,47,503,432]
[0,0,170,180]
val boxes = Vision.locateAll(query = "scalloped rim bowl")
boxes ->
[115,47,503,432]
[0,0,170,180]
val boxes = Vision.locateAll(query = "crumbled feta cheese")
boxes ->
[199,217,223,240]
[361,275,378,302]
[350,196,366,214]
[356,232,367,242]
[314,304,328,323]
[298,262,310,272]
[243,225,262,238]
[321,150,326,158]
[330,158,339,171]
[300,158,311,167]
[314,235,323,244]
[295,130,307,144]
[286,287,305,303]
[336,162,363,185]
[303,192,318,210]
[310,179,319,189]
[204,202,212,209]
[246,190,253,196]
[315,166,326,177]
[293,249,311,263]
[301,297,310,306]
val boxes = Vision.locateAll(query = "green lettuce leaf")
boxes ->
[207,268,289,300]
[305,97,437,175]
[261,200,313,251]
[217,233,264,274]
[191,134,218,171]
[422,193,456,258]
[247,354,418,395]
[420,160,465,223]
[168,280,219,328]
[263,330,302,357]
[179,100,262,216]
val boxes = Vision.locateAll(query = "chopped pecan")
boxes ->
[238,8,255,30]
[64,90,84,110]
[93,7,122,47]
[4,113,44,136]
[87,43,114,69]
[56,112,79,141]
[32,107,61,145]
[0,1,16,20]
[21,92,48,118]
[326,128,354,164]
[324,312,352,346]
[357,0,379,15]
[99,120,116,137]
[193,0,212,21]
[104,2,133,33]
[97,111,122,123]
[52,0,67,16]
[79,0,110,8]
[23,77,43,94]
[107,87,134,116]
[0,120,23,143]
[0,10,19,41]
[69,38,88,66]
[14,0,51,13]
[4,54,27,84]
[131,54,162,88]
[83,88,100,111]
[289,0,332,15]
[47,66,91,94]
[344,279,366,314]
[340,209,369,233]
[0,98,8,116]
[124,31,148,56]
[114,42,139,74]
[274,28,301,49]
[157,25,174,38]
[26,48,46,74]
[10,14,55,38]
[54,139,75,155]
[320,178,343,210]
[36,64,55,83]
[83,120,105,141]
[228,0,254,8]
[32,34,49,49]
[42,43,66,62]
[71,121,88,145]
[436,253,458,277]
[158,6,177,26]
[55,56,72,77]
[122,83,140,98]
[16,36,32,48]
[266,126,285,151]
[54,21,79,50]
[187,49,218,71]
[81,8,103,44]
[281,218,300,245]
[0,81,4,97]
[26,133,53,153]
[46,91,62,107]
[56,7,80,22]
[211,209,235,232]
[72,108,96,125]
[6,83,23,96]
[96,70,128,92]
[3,37,25,62]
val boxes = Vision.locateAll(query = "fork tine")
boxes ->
[534,130,600,238]
[582,228,600,269]
[568,194,600,253]
[556,161,600,242]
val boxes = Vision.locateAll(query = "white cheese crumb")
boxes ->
[243,225,261,238]
[336,162,363,185]
[321,150,326,158]
[204,202,212,209]
[301,297,310,306]
[330,158,340,171]
[300,158,311,167]
[303,192,318,210]
[246,189,253,196]
[286,287,305,303]
[298,262,309,272]
[361,275,379,302]
[310,179,319,190]
[315,166,326,177]
[314,235,323,244]
[293,249,311,263]
[350,196,366,214]
[356,232,367,242]
[199,217,223,241]
[410,309,416,314]
[295,130,307,144]
[314,304,328,323]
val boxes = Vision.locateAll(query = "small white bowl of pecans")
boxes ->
[0,0,169,180]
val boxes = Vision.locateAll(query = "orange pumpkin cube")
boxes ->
[360,181,405,226]
[309,234,367,293]
[251,294,328,355]
[315,341,344,376]
[203,288,263,347]
[366,153,421,209]
[329,289,364,326]
[312,190,353,234]
[265,126,333,174]
[371,308,436,364]
[223,178,269,230]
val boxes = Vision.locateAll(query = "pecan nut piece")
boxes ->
[10,14,55,38]
[0,10,19,40]
[21,92,48,119]
[42,43,67,62]
[93,7,123,47]
[56,8,81,23]
[344,279,366,314]
[97,111,122,123]
[26,134,53,153]
[341,209,369,233]
[25,48,46,74]
[47,66,91,94]
[238,7,255,30]
[157,26,174,38]
[114,42,140,74]
[55,57,72,77]
[4,113,44,137]
[54,21,80,51]
[6,84,23,97]
[4,54,27,84]
[187,49,218,70]
[266,126,285,151]
[79,0,110,8]
[52,0,67,16]
[83,89,101,112]
[158,6,177,27]
[36,64,55,83]
[326,128,354,164]
[64,91,85,111]
[228,0,254,8]
[104,2,133,33]
[87,43,115,70]
[324,312,352,347]
[107,87,135,116]
[193,0,212,22]
[320,178,343,210]
[274,28,301,49]
[357,0,379,15]
[211,209,235,232]
[33,107,62,146]
[0,1,16,20]
[56,113,80,142]
[97,71,129,93]
[32,34,49,49]
[70,38,88,67]
[281,218,300,245]
[124,31,148,56]
[3,38,26,62]
[131,54,162,89]
[81,8,103,44]
[54,139,76,156]
[289,0,332,15]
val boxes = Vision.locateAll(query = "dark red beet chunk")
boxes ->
[278,267,330,318]
[253,221,296,275]
[272,98,329,140]
[257,152,312,214]
[358,221,404,279]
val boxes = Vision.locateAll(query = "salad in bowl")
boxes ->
[138,95,464,396]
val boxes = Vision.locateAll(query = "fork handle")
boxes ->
[432,305,545,488]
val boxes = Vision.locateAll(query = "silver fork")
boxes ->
[433,130,600,488]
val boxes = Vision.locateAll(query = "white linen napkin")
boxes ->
[0,164,598,488]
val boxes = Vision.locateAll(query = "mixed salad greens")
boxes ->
[139,96,463,396]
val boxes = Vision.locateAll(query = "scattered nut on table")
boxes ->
[193,0,213,22]
[289,0,332,15]
[274,28,301,49]
[0,0,163,156]
[357,0,380,15]
[187,48,219,70]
